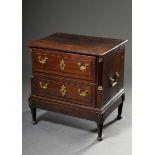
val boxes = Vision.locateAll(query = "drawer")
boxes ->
[31,74,96,107]
[32,49,96,81]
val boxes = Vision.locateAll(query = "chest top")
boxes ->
[28,32,127,56]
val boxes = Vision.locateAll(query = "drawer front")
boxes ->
[31,74,96,107]
[32,49,96,81]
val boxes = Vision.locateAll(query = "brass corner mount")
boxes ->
[98,57,103,62]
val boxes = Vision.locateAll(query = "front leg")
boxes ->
[96,113,104,141]
[97,122,103,141]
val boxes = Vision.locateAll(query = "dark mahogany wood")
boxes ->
[28,33,127,141]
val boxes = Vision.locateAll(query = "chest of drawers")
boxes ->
[28,33,127,141]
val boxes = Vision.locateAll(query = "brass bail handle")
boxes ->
[109,72,120,87]
[60,85,66,96]
[78,89,88,97]
[38,56,48,64]
[77,63,89,72]
[39,81,48,89]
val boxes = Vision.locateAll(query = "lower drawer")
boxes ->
[31,74,96,107]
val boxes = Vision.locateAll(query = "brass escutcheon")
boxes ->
[59,59,66,71]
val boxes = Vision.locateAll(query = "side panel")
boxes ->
[102,45,125,107]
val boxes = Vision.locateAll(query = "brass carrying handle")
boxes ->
[39,81,48,89]
[78,89,88,97]
[59,59,66,71]
[109,72,120,87]
[60,85,66,96]
[77,63,89,72]
[38,56,48,64]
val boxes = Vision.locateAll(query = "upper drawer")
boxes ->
[32,49,96,81]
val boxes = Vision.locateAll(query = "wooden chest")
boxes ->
[28,33,127,141]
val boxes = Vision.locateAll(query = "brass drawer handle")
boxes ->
[109,72,120,87]
[39,81,48,89]
[78,89,88,97]
[60,85,66,96]
[38,56,48,64]
[59,59,66,71]
[77,63,89,72]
